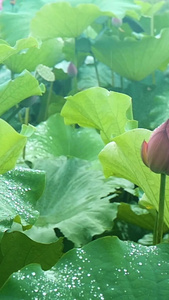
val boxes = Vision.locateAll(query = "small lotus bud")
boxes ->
[67,62,78,78]
[111,17,122,28]
[10,0,15,5]
[0,0,4,10]
[141,120,169,175]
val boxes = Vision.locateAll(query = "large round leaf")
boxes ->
[61,87,137,143]
[5,39,63,73]
[92,29,169,81]
[49,0,139,18]
[99,128,169,227]
[33,157,121,246]
[0,70,44,116]
[1,237,169,299]
[26,114,104,162]
[86,0,139,17]
[31,2,103,39]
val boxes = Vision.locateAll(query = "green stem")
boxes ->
[45,82,53,120]
[24,107,30,125]
[153,210,158,245]
[150,14,154,37]
[111,70,114,87]
[93,55,101,87]
[154,173,166,244]
[23,107,30,160]
[150,13,156,84]
[120,76,123,90]
[72,37,78,93]
[72,75,78,93]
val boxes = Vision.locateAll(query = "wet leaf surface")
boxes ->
[0,167,45,230]
[1,237,169,299]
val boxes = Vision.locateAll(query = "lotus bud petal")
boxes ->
[0,0,4,10]
[141,119,169,175]
[112,18,122,27]
[141,140,149,167]
[67,62,78,78]
[10,0,15,5]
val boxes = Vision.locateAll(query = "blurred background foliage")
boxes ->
[1,0,169,132]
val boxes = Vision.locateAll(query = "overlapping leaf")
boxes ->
[33,157,119,246]
[5,39,63,73]
[135,0,165,17]
[154,11,169,35]
[60,0,139,18]
[61,87,137,143]
[0,167,45,230]
[0,120,26,175]
[0,232,63,289]
[0,70,44,116]
[88,0,139,17]
[25,113,104,162]
[92,29,169,81]
[117,203,156,231]
[0,36,38,63]
[78,62,113,90]
[1,237,169,299]
[99,128,169,227]
[31,2,103,39]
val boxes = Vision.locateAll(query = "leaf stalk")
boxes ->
[154,173,166,244]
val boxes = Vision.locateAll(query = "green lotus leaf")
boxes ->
[1,237,169,299]
[0,119,26,174]
[0,70,44,116]
[31,2,103,39]
[0,231,63,289]
[0,36,38,64]
[61,87,137,143]
[0,167,45,230]
[135,0,165,17]
[5,39,63,73]
[92,29,169,81]
[117,202,156,231]
[33,157,120,246]
[25,113,104,162]
[99,128,169,227]
[61,0,139,18]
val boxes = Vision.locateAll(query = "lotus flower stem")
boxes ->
[150,14,154,37]
[45,82,53,120]
[154,173,166,244]
[93,54,101,87]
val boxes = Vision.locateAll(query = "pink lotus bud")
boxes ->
[67,62,78,77]
[0,0,4,10]
[111,17,122,28]
[10,0,15,5]
[141,120,169,175]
